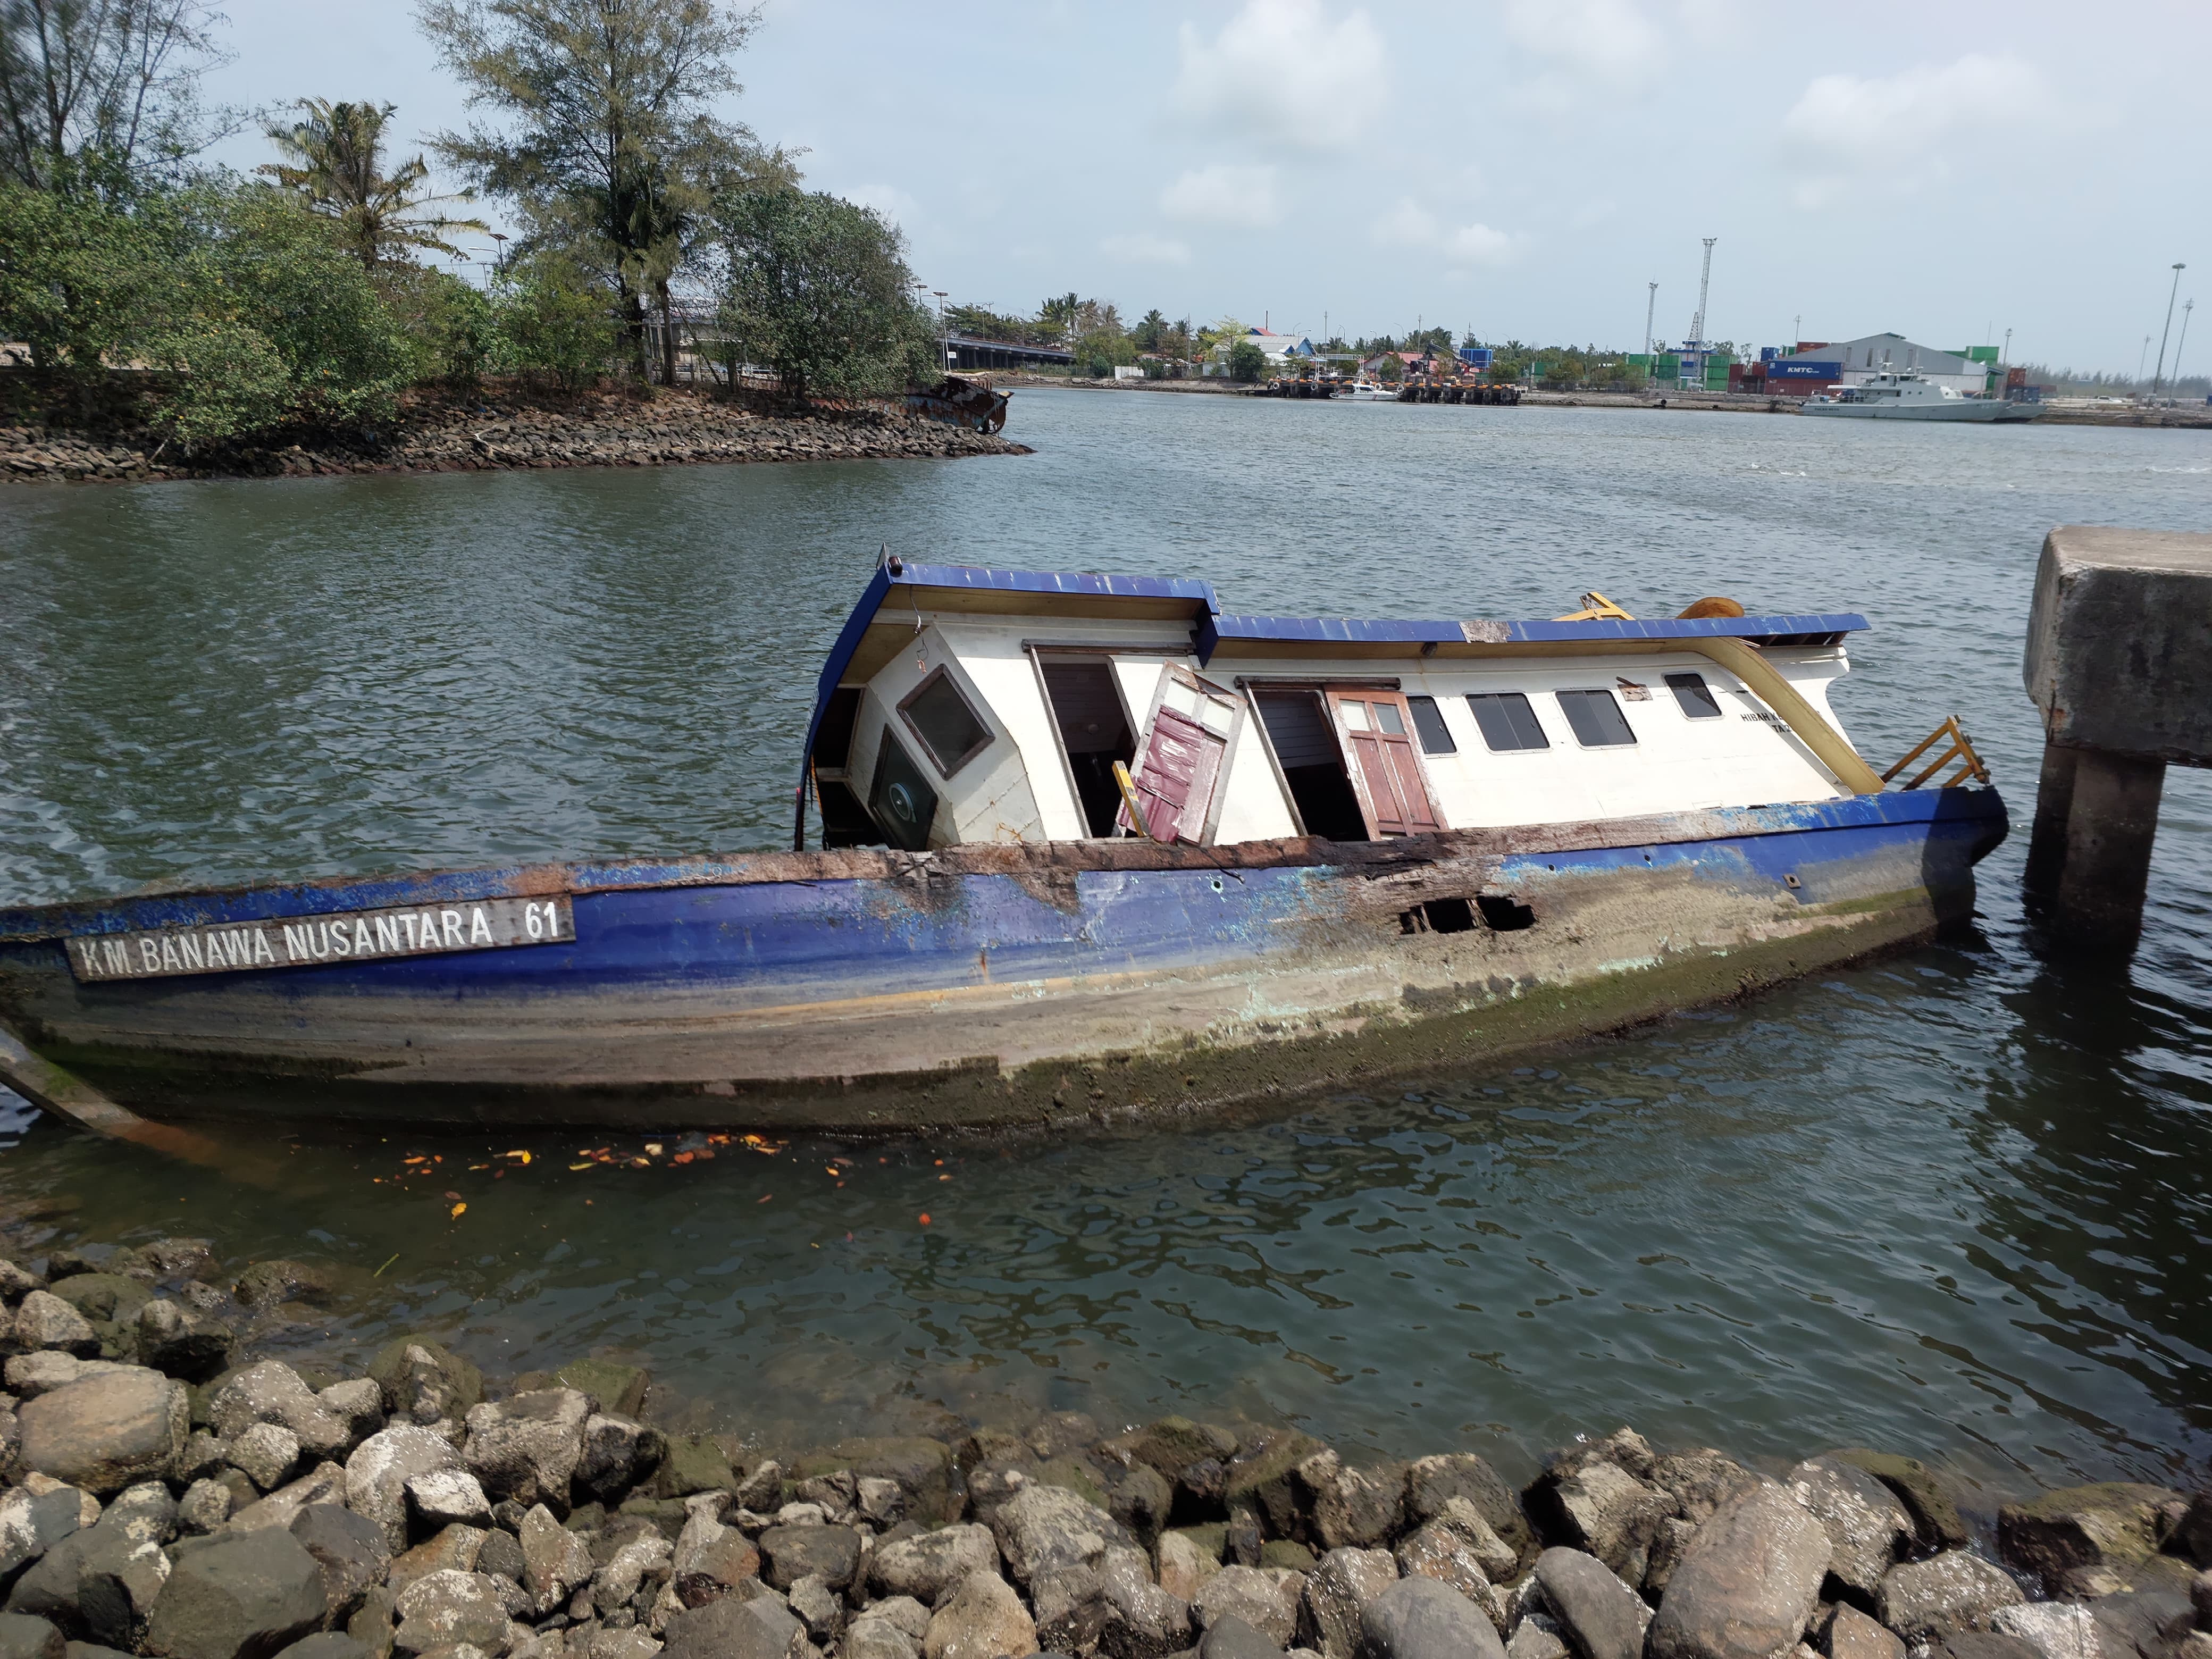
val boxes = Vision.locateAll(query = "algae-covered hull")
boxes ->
[0,790,2006,1134]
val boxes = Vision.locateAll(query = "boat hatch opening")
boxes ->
[1477,894,1537,931]
[1254,690,1370,842]
[1398,893,1537,934]
[1040,658,1135,837]
[867,727,940,850]
[898,667,993,777]
[1665,673,1723,719]
[1556,689,1638,747]
[1334,692,1442,837]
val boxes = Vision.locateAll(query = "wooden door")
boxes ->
[1117,705,1222,842]
[1117,665,1242,843]
[1333,692,1441,837]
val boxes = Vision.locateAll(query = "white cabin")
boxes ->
[800,564,1874,852]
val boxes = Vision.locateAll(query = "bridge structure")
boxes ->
[946,334,1073,372]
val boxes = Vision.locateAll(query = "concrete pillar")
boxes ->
[2024,745,2166,944]
[2022,526,2212,949]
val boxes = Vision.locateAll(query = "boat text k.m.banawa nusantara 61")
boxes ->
[0,561,2007,1136]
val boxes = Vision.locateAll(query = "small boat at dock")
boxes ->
[0,563,2007,1138]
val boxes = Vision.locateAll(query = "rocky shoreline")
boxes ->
[0,387,1031,485]
[0,1235,2205,1659]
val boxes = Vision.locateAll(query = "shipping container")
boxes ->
[1456,347,1493,367]
[1770,359,1842,381]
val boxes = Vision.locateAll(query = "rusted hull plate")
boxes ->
[0,791,2007,1132]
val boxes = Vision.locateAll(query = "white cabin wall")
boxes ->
[935,625,1083,842]
[858,625,1044,847]
[1211,714,1302,842]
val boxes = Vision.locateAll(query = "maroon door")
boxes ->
[1335,693,1440,837]
[1117,705,1225,843]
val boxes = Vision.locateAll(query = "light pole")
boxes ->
[2174,299,2195,388]
[2152,262,2186,396]
[933,291,948,375]
[2138,334,2152,386]
[1644,282,1656,389]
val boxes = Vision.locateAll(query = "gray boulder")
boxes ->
[1294,1455,1403,1552]
[461,1391,589,1513]
[1110,1467,1175,1549]
[344,1429,462,1555]
[1532,1547,1649,1659]
[1193,1570,1306,1649]
[1643,1519,1698,1602]
[207,1368,349,1464]
[669,1509,759,1608]
[1202,1616,1286,1659]
[272,1638,368,1659]
[227,1426,302,1495]
[388,1571,513,1656]
[1651,1453,1764,1529]
[0,1262,43,1306]
[1875,1554,2025,1648]
[660,1596,808,1659]
[1223,1434,1326,1543]
[757,1524,860,1592]
[870,1525,1000,1604]
[143,1529,328,1659]
[314,1386,382,1454]
[1988,1603,2098,1659]
[1301,1548,1396,1659]
[1359,1578,1504,1659]
[1094,1547,1193,1659]
[14,1296,98,1360]
[5,1518,171,1649]
[0,1615,61,1659]
[97,1484,175,1547]
[176,1485,231,1539]
[1505,1615,1569,1659]
[785,1573,840,1644]
[515,1506,591,1616]
[0,1487,89,1586]
[1402,1457,1530,1563]
[135,1304,232,1382]
[1526,1462,1672,1585]
[1997,1485,2178,1601]
[365,1342,481,1433]
[1826,1453,1970,1552]
[16,1371,187,1496]
[1787,1458,1913,1599]
[921,1571,1037,1659]
[288,1506,388,1620]
[1822,1605,1905,1659]
[403,1472,489,1534]
[3,1359,99,1404]
[991,1485,1137,1595]
[1647,1484,1831,1659]
[575,1416,660,1505]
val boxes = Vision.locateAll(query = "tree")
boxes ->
[1132,307,1166,352]
[494,248,616,389]
[258,99,485,269]
[0,0,228,192]
[419,0,784,382]
[1227,338,1266,382]
[714,187,935,400]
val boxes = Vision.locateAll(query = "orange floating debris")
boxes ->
[672,1152,694,1164]
[757,1194,773,1203]
[568,1162,593,1171]
[449,1202,466,1219]
[918,1213,931,1225]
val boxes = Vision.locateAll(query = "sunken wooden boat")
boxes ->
[0,560,2007,1136]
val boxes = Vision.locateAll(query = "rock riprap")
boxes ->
[0,1236,2204,1659]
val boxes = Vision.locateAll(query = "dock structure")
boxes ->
[2023,525,2212,945]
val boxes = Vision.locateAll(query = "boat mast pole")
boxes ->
[2152,262,2185,395]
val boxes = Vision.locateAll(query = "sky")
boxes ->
[198,0,2210,376]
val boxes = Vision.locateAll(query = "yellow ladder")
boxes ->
[1883,716,1990,789]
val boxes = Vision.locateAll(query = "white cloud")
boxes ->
[844,182,921,230]
[1160,164,1282,228]
[1172,0,1385,152]
[1373,197,1520,268]
[1782,54,2043,205]
[1100,232,1192,265]
[1502,0,1664,83]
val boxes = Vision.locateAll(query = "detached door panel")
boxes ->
[1118,666,1241,843]
[1334,693,1441,836]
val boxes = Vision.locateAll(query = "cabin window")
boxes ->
[1465,692,1550,752]
[1039,658,1135,837]
[898,666,993,777]
[1665,672,1723,719]
[866,726,939,851]
[1556,689,1638,747]
[1406,694,1456,754]
[1254,690,1370,841]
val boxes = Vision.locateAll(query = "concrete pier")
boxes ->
[2023,526,2212,945]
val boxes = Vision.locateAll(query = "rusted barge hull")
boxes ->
[0,790,2005,1133]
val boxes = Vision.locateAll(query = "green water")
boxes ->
[2,391,2209,1499]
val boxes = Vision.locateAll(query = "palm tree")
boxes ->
[258,100,486,269]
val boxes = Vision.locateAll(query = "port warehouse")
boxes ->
[1632,333,2020,396]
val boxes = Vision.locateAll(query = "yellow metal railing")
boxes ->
[1552,591,1636,622]
[1883,716,1990,790]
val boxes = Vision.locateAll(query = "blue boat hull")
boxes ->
[0,790,2008,1133]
